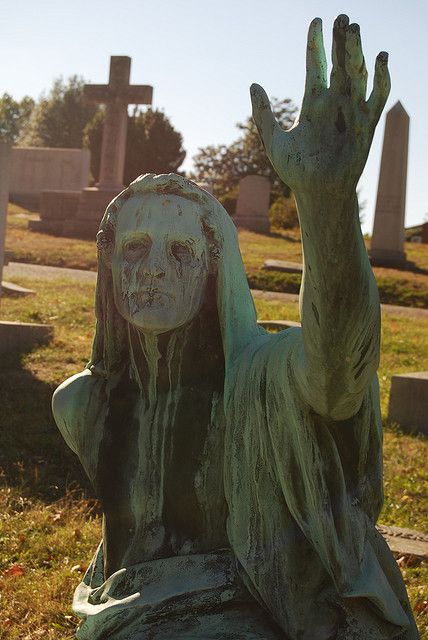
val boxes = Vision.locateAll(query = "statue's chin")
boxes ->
[128,307,186,335]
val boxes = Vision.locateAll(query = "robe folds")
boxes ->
[68,335,416,639]
[53,174,418,639]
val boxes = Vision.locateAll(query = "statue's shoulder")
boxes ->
[52,368,105,454]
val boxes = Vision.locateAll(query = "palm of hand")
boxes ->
[251,15,390,195]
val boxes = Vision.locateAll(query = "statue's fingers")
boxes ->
[250,83,281,158]
[304,17,327,100]
[330,14,350,95]
[366,52,391,127]
[345,23,368,100]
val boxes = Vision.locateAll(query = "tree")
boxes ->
[191,98,297,202]
[19,76,98,148]
[84,107,186,184]
[0,93,34,143]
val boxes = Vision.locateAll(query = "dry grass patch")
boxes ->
[0,488,101,639]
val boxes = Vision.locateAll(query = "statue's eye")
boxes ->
[123,238,150,261]
[171,242,192,265]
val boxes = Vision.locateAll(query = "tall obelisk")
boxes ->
[369,102,409,267]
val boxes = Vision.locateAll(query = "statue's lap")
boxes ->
[132,605,284,639]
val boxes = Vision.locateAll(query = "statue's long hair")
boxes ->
[87,173,261,384]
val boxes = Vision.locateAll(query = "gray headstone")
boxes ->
[388,371,428,435]
[369,102,409,267]
[234,175,270,233]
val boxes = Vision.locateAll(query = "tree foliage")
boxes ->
[191,98,297,201]
[19,76,98,148]
[269,194,299,229]
[0,93,34,143]
[84,107,186,184]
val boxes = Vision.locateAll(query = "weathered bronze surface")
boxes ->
[53,16,418,640]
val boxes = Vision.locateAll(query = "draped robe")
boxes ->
[53,174,418,639]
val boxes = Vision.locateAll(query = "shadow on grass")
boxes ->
[373,260,428,277]
[0,351,92,502]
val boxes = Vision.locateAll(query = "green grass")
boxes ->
[6,204,428,307]
[0,276,427,638]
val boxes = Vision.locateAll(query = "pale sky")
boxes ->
[2,0,427,234]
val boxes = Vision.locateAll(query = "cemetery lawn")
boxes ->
[0,278,427,638]
[6,204,428,308]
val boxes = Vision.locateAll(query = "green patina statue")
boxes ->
[52,15,418,640]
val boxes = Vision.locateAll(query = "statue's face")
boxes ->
[111,193,209,334]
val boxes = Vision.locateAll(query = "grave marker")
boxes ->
[0,141,53,353]
[369,102,409,267]
[388,371,428,435]
[33,56,153,237]
[234,175,270,233]
[0,141,11,300]
[84,56,153,191]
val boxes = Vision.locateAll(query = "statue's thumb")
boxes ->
[250,83,276,156]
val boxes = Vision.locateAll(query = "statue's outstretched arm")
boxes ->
[251,16,390,420]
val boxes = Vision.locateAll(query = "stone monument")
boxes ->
[0,140,53,354]
[52,16,417,640]
[234,174,270,233]
[369,102,410,267]
[388,371,428,435]
[0,141,11,297]
[10,147,90,211]
[35,56,153,238]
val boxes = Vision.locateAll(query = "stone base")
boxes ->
[31,186,121,239]
[368,248,407,268]
[388,371,428,435]
[0,321,53,354]
[234,215,270,234]
[40,189,81,220]
[29,218,100,239]
[76,187,120,222]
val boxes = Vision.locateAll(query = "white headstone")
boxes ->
[234,175,270,233]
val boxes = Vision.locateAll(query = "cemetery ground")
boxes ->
[0,276,427,639]
[6,203,428,309]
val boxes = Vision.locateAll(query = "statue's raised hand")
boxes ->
[251,15,390,196]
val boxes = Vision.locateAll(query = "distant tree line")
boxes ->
[0,77,300,229]
[190,97,300,229]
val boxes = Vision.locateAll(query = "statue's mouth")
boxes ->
[127,288,175,312]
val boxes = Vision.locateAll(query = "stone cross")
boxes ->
[369,102,409,267]
[85,56,153,191]
[0,141,11,304]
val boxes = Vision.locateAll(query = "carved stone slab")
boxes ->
[263,259,303,274]
[377,524,428,559]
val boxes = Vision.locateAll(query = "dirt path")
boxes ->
[5,262,428,319]
[251,289,428,319]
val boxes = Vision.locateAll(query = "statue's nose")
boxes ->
[143,246,166,279]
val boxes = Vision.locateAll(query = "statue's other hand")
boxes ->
[250,15,390,196]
